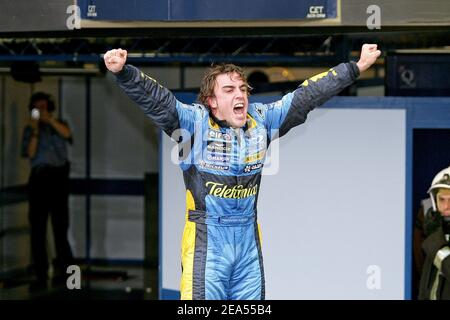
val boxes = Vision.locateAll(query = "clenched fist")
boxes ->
[104,48,128,74]
[356,44,381,73]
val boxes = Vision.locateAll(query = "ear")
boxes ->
[207,96,217,110]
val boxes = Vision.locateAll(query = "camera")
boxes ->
[31,108,40,120]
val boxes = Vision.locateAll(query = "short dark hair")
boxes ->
[29,92,55,112]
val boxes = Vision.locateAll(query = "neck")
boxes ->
[210,110,231,128]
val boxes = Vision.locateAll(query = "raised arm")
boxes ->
[104,49,193,137]
[254,44,381,138]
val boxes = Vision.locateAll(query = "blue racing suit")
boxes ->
[115,62,360,300]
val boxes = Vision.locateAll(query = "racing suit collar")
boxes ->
[209,110,231,128]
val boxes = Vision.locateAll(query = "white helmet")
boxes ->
[428,166,450,211]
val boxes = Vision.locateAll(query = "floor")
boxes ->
[0,264,158,300]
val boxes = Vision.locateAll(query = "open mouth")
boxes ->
[233,103,245,116]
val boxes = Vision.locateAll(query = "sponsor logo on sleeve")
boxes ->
[254,105,265,119]
[267,100,283,110]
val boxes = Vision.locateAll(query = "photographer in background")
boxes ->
[21,92,74,290]
[419,166,450,300]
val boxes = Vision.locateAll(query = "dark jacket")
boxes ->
[419,227,450,300]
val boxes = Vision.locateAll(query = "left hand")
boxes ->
[357,44,381,73]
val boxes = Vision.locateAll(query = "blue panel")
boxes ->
[161,288,180,300]
[171,0,336,21]
[79,0,169,20]
[173,92,197,103]
[79,0,336,21]
[405,109,413,300]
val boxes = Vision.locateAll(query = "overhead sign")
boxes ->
[78,0,337,21]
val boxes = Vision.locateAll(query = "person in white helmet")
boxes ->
[413,196,442,297]
[419,166,450,300]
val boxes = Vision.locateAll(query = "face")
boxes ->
[436,189,450,217]
[207,72,249,128]
[33,99,49,112]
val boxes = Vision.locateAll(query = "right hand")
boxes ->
[104,48,127,73]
